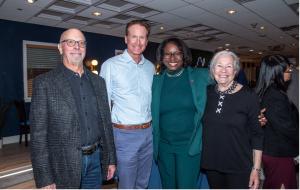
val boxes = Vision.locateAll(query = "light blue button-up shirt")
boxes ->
[100,49,155,125]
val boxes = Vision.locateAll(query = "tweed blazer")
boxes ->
[151,67,212,160]
[30,64,116,188]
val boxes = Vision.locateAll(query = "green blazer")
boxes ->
[151,67,212,160]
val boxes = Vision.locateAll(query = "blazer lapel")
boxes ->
[54,65,80,120]
[187,67,200,112]
[152,73,165,124]
[187,67,206,116]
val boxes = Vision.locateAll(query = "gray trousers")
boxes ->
[113,126,153,189]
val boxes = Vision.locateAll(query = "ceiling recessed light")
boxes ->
[227,9,236,14]
[93,11,101,16]
[225,43,230,46]
[260,26,265,30]
[249,49,254,52]
[258,52,263,55]
[27,0,36,3]
[160,26,164,30]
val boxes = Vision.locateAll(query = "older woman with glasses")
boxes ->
[151,37,212,188]
[255,55,298,189]
[201,50,264,189]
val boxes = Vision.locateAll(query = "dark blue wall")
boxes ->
[0,19,212,137]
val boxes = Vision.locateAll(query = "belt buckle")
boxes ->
[141,124,147,129]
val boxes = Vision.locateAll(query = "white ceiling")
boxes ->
[0,0,298,59]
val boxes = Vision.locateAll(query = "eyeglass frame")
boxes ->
[163,51,183,59]
[60,39,87,48]
[284,67,293,73]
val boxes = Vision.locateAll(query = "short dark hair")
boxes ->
[255,54,291,98]
[125,20,151,38]
[156,37,192,70]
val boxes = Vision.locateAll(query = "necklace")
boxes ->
[215,81,237,114]
[166,68,184,78]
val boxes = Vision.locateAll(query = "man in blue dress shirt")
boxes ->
[100,20,155,189]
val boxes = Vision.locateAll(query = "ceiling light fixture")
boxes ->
[260,26,265,30]
[160,26,164,30]
[258,52,263,55]
[93,12,101,16]
[251,23,257,29]
[27,0,36,3]
[249,49,254,52]
[227,9,236,14]
[225,43,230,46]
[225,48,230,51]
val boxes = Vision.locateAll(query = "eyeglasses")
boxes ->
[61,39,87,48]
[163,51,182,59]
[285,68,293,73]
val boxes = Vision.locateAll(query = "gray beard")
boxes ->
[70,60,82,67]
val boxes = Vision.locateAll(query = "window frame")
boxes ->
[23,40,59,102]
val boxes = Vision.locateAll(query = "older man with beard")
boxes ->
[30,28,116,189]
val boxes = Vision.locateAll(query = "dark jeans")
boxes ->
[80,148,102,189]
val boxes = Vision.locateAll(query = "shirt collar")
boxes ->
[62,63,87,79]
[122,49,145,65]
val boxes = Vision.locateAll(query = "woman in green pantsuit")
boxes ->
[151,38,212,188]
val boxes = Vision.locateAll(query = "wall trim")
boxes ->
[0,135,30,146]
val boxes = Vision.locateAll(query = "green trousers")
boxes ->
[157,145,201,189]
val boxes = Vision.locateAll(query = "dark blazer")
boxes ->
[30,64,116,188]
[151,67,212,160]
[261,85,299,157]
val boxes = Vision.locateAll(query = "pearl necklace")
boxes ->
[215,81,237,114]
[166,68,184,78]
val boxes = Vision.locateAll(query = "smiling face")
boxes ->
[213,54,237,88]
[58,28,86,67]
[125,24,148,62]
[162,42,183,71]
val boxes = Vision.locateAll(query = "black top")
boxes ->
[63,65,101,146]
[261,85,299,157]
[201,85,264,173]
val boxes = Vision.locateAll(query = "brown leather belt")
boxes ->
[113,121,151,130]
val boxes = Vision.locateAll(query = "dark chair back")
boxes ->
[14,100,27,124]
[0,99,12,139]
[14,100,29,146]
